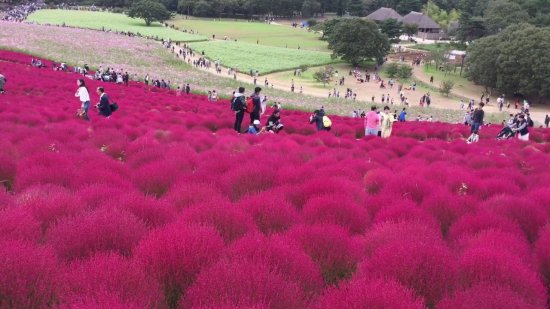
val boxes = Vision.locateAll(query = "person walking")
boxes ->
[0,73,6,94]
[471,102,485,133]
[96,87,112,118]
[75,78,91,120]
[250,87,262,124]
[364,106,380,136]
[545,114,549,128]
[380,106,395,138]
[232,87,246,133]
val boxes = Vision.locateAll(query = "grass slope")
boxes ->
[169,16,328,51]
[189,40,337,74]
[27,10,207,42]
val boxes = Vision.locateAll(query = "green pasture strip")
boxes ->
[27,9,207,42]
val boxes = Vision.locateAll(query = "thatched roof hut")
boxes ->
[366,7,403,22]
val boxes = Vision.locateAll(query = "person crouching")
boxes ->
[265,109,283,133]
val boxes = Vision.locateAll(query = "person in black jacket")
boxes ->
[0,73,6,94]
[232,87,246,133]
[265,109,283,133]
[96,87,112,118]
[250,87,262,124]
[471,102,485,133]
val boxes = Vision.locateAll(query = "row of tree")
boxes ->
[466,23,550,101]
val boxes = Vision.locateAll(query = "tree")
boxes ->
[347,0,365,16]
[302,0,321,18]
[327,18,390,66]
[127,0,172,26]
[467,24,550,100]
[403,23,418,38]
[320,18,342,40]
[385,63,400,78]
[397,65,413,79]
[396,0,422,15]
[457,16,486,41]
[193,0,212,17]
[379,19,403,39]
[484,0,530,34]
[423,0,461,31]
[439,80,455,96]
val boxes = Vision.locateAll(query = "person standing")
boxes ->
[250,87,262,124]
[96,87,112,118]
[471,102,485,133]
[232,87,246,133]
[380,106,395,138]
[545,114,549,128]
[185,84,191,95]
[75,79,91,120]
[398,108,407,122]
[0,73,6,94]
[515,114,529,141]
[364,106,380,136]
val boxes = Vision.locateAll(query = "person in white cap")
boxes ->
[247,119,262,135]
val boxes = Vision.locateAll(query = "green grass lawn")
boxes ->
[423,65,471,91]
[27,10,207,42]
[189,40,338,74]
[169,16,328,51]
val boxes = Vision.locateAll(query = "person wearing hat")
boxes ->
[247,119,262,135]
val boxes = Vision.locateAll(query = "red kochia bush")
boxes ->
[58,292,148,309]
[360,242,457,307]
[0,240,59,308]
[302,194,370,234]
[315,277,426,309]
[287,224,363,285]
[437,284,545,309]
[106,192,176,228]
[534,225,550,284]
[0,207,41,242]
[178,200,256,242]
[183,259,305,309]
[237,193,300,235]
[458,247,546,306]
[225,234,324,298]
[46,208,147,260]
[60,252,163,308]
[135,223,225,308]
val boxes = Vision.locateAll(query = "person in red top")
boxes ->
[364,106,380,136]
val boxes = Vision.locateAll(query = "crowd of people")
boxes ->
[1,1,45,22]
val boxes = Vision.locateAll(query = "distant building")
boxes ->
[366,7,403,22]
[402,11,442,40]
[447,50,467,65]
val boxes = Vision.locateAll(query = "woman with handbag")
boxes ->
[75,79,90,120]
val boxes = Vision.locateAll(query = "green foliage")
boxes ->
[347,0,366,16]
[466,23,550,99]
[127,0,171,26]
[423,0,460,31]
[484,0,530,35]
[385,63,400,78]
[302,0,322,18]
[327,18,390,66]
[320,18,342,40]
[313,65,335,85]
[397,64,413,79]
[379,19,403,39]
[439,80,455,96]
[403,23,418,37]
[396,0,423,14]
[307,19,318,27]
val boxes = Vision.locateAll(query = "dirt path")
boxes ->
[169,43,550,124]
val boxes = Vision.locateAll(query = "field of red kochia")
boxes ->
[1,50,550,308]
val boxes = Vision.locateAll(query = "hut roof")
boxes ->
[366,7,403,22]
[402,11,441,29]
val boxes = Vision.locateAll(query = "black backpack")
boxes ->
[231,96,244,111]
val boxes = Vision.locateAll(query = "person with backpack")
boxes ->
[75,78,91,120]
[310,108,331,131]
[232,87,246,133]
[249,87,262,124]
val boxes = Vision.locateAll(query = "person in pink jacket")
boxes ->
[364,106,380,136]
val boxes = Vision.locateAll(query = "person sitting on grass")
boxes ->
[265,109,284,133]
[247,120,262,135]
[0,73,6,94]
